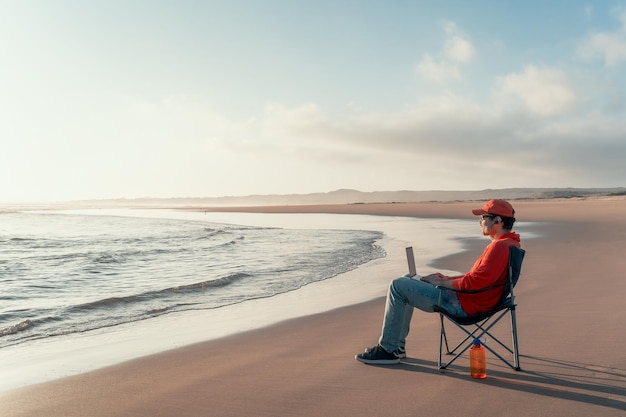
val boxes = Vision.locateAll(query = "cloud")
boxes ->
[230,75,624,189]
[261,103,326,133]
[416,21,474,83]
[4,81,623,201]
[492,66,579,117]
[416,54,461,83]
[577,7,626,66]
[442,21,475,62]
[445,35,475,62]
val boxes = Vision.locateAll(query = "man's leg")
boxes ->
[356,275,461,364]
[378,276,441,353]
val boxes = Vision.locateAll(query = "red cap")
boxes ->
[472,199,515,218]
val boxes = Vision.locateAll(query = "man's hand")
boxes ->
[421,273,455,288]
[420,273,446,285]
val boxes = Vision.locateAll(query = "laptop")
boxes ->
[406,246,417,277]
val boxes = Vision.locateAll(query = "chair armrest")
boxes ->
[435,283,505,294]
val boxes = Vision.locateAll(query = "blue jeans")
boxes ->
[378,275,467,353]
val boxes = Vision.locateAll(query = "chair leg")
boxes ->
[440,314,451,354]
[510,308,521,371]
[473,310,521,371]
[438,314,482,369]
[438,314,446,368]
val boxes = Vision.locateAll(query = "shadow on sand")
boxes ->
[399,355,626,411]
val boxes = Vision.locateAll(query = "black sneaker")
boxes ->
[396,346,407,359]
[355,345,401,364]
[363,345,406,358]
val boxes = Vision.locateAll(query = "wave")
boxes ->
[7,237,35,242]
[0,319,35,337]
[92,253,126,264]
[166,273,249,292]
[201,227,231,236]
[1,212,387,350]
[68,273,251,312]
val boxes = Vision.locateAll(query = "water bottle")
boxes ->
[470,338,487,379]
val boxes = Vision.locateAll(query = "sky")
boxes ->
[1,0,626,202]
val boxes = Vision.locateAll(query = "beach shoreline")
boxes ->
[0,210,479,392]
[2,198,625,417]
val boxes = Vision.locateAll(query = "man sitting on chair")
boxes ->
[356,199,521,365]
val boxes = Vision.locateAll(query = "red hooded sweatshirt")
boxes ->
[453,232,521,315]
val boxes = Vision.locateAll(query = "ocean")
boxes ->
[0,210,385,350]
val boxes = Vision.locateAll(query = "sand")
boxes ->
[2,197,625,416]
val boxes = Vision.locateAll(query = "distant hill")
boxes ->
[15,187,623,209]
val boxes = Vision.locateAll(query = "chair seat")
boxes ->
[434,297,515,325]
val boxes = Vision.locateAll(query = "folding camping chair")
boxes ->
[434,245,525,371]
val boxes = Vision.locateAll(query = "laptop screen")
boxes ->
[406,247,417,277]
